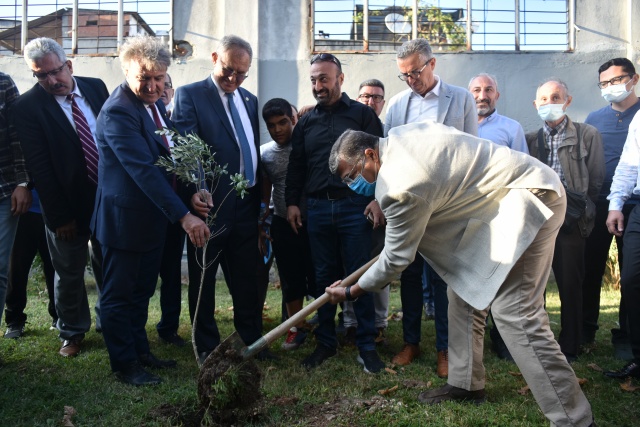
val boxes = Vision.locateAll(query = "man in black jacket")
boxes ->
[12,37,109,358]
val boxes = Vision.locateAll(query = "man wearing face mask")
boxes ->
[326,124,596,427]
[582,59,640,357]
[526,78,605,363]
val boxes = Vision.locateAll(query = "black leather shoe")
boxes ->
[256,348,280,361]
[301,344,337,369]
[417,383,486,405]
[115,362,162,386]
[604,361,640,379]
[159,332,186,347]
[138,352,177,369]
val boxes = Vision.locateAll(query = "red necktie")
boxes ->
[149,103,170,151]
[67,93,98,185]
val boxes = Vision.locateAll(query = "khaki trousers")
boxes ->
[447,189,593,427]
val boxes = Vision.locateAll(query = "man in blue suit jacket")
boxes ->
[172,35,266,363]
[93,36,209,386]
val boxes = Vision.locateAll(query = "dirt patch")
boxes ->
[197,339,263,424]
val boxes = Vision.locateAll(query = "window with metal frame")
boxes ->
[0,0,170,56]
[313,0,573,53]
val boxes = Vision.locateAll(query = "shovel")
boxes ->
[221,255,379,360]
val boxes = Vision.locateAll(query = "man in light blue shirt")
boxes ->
[468,73,528,153]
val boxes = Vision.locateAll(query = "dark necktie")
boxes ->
[149,103,170,151]
[66,93,98,185]
[225,92,254,185]
[149,103,176,190]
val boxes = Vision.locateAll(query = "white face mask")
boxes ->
[601,81,635,103]
[537,103,566,122]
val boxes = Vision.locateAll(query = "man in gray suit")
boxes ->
[327,123,594,427]
[383,37,477,377]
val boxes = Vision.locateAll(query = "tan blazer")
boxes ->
[358,121,564,310]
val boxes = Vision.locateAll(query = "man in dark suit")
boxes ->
[12,38,108,357]
[93,35,210,385]
[172,34,266,363]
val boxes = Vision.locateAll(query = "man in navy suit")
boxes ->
[173,35,266,363]
[93,35,210,385]
[12,38,108,358]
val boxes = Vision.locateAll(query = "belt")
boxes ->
[309,188,354,200]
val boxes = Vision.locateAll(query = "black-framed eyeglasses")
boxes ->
[310,53,342,70]
[397,59,432,82]
[598,74,634,89]
[219,60,249,82]
[164,81,173,89]
[342,157,365,185]
[32,62,67,81]
[358,93,384,103]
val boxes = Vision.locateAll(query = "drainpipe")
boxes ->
[20,1,27,54]
[72,0,79,54]
[117,0,124,52]
[412,0,418,40]
[627,0,633,61]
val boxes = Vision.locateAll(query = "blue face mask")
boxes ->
[348,172,376,196]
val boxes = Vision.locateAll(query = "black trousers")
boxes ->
[187,191,262,353]
[552,223,586,357]
[156,222,186,337]
[270,215,315,303]
[5,212,56,325]
[582,201,632,340]
[620,205,640,361]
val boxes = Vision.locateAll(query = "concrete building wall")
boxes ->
[2,0,639,140]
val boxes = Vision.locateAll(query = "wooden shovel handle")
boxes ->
[242,255,379,359]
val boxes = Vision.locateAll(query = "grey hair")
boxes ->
[119,35,171,72]
[536,77,570,99]
[23,37,66,66]
[468,73,498,90]
[359,78,385,93]
[217,35,253,61]
[328,129,379,175]
[397,38,433,62]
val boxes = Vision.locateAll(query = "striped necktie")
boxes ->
[67,93,98,186]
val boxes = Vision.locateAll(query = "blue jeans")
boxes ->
[307,194,376,352]
[401,256,448,351]
[0,197,19,324]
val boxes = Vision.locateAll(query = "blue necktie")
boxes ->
[226,92,254,185]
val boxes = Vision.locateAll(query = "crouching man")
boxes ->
[326,122,594,427]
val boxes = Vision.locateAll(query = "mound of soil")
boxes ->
[197,339,262,424]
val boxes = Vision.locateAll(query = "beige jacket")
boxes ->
[526,117,604,237]
[358,121,563,310]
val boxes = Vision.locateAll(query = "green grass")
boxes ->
[0,272,637,426]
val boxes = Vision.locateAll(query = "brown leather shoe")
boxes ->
[391,343,420,366]
[437,349,448,378]
[59,339,81,357]
[418,383,485,405]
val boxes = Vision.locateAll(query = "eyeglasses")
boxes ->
[598,74,634,89]
[32,62,67,81]
[310,53,342,70]
[164,81,173,89]
[397,59,432,82]
[219,60,249,82]
[358,93,384,103]
[342,157,365,185]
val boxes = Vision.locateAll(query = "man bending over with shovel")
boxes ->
[326,122,595,427]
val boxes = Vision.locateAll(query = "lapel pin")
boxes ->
[245,97,249,102]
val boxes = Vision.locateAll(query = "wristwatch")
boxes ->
[345,285,358,302]
[17,182,29,188]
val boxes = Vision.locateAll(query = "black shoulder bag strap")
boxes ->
[536,128,548,165]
